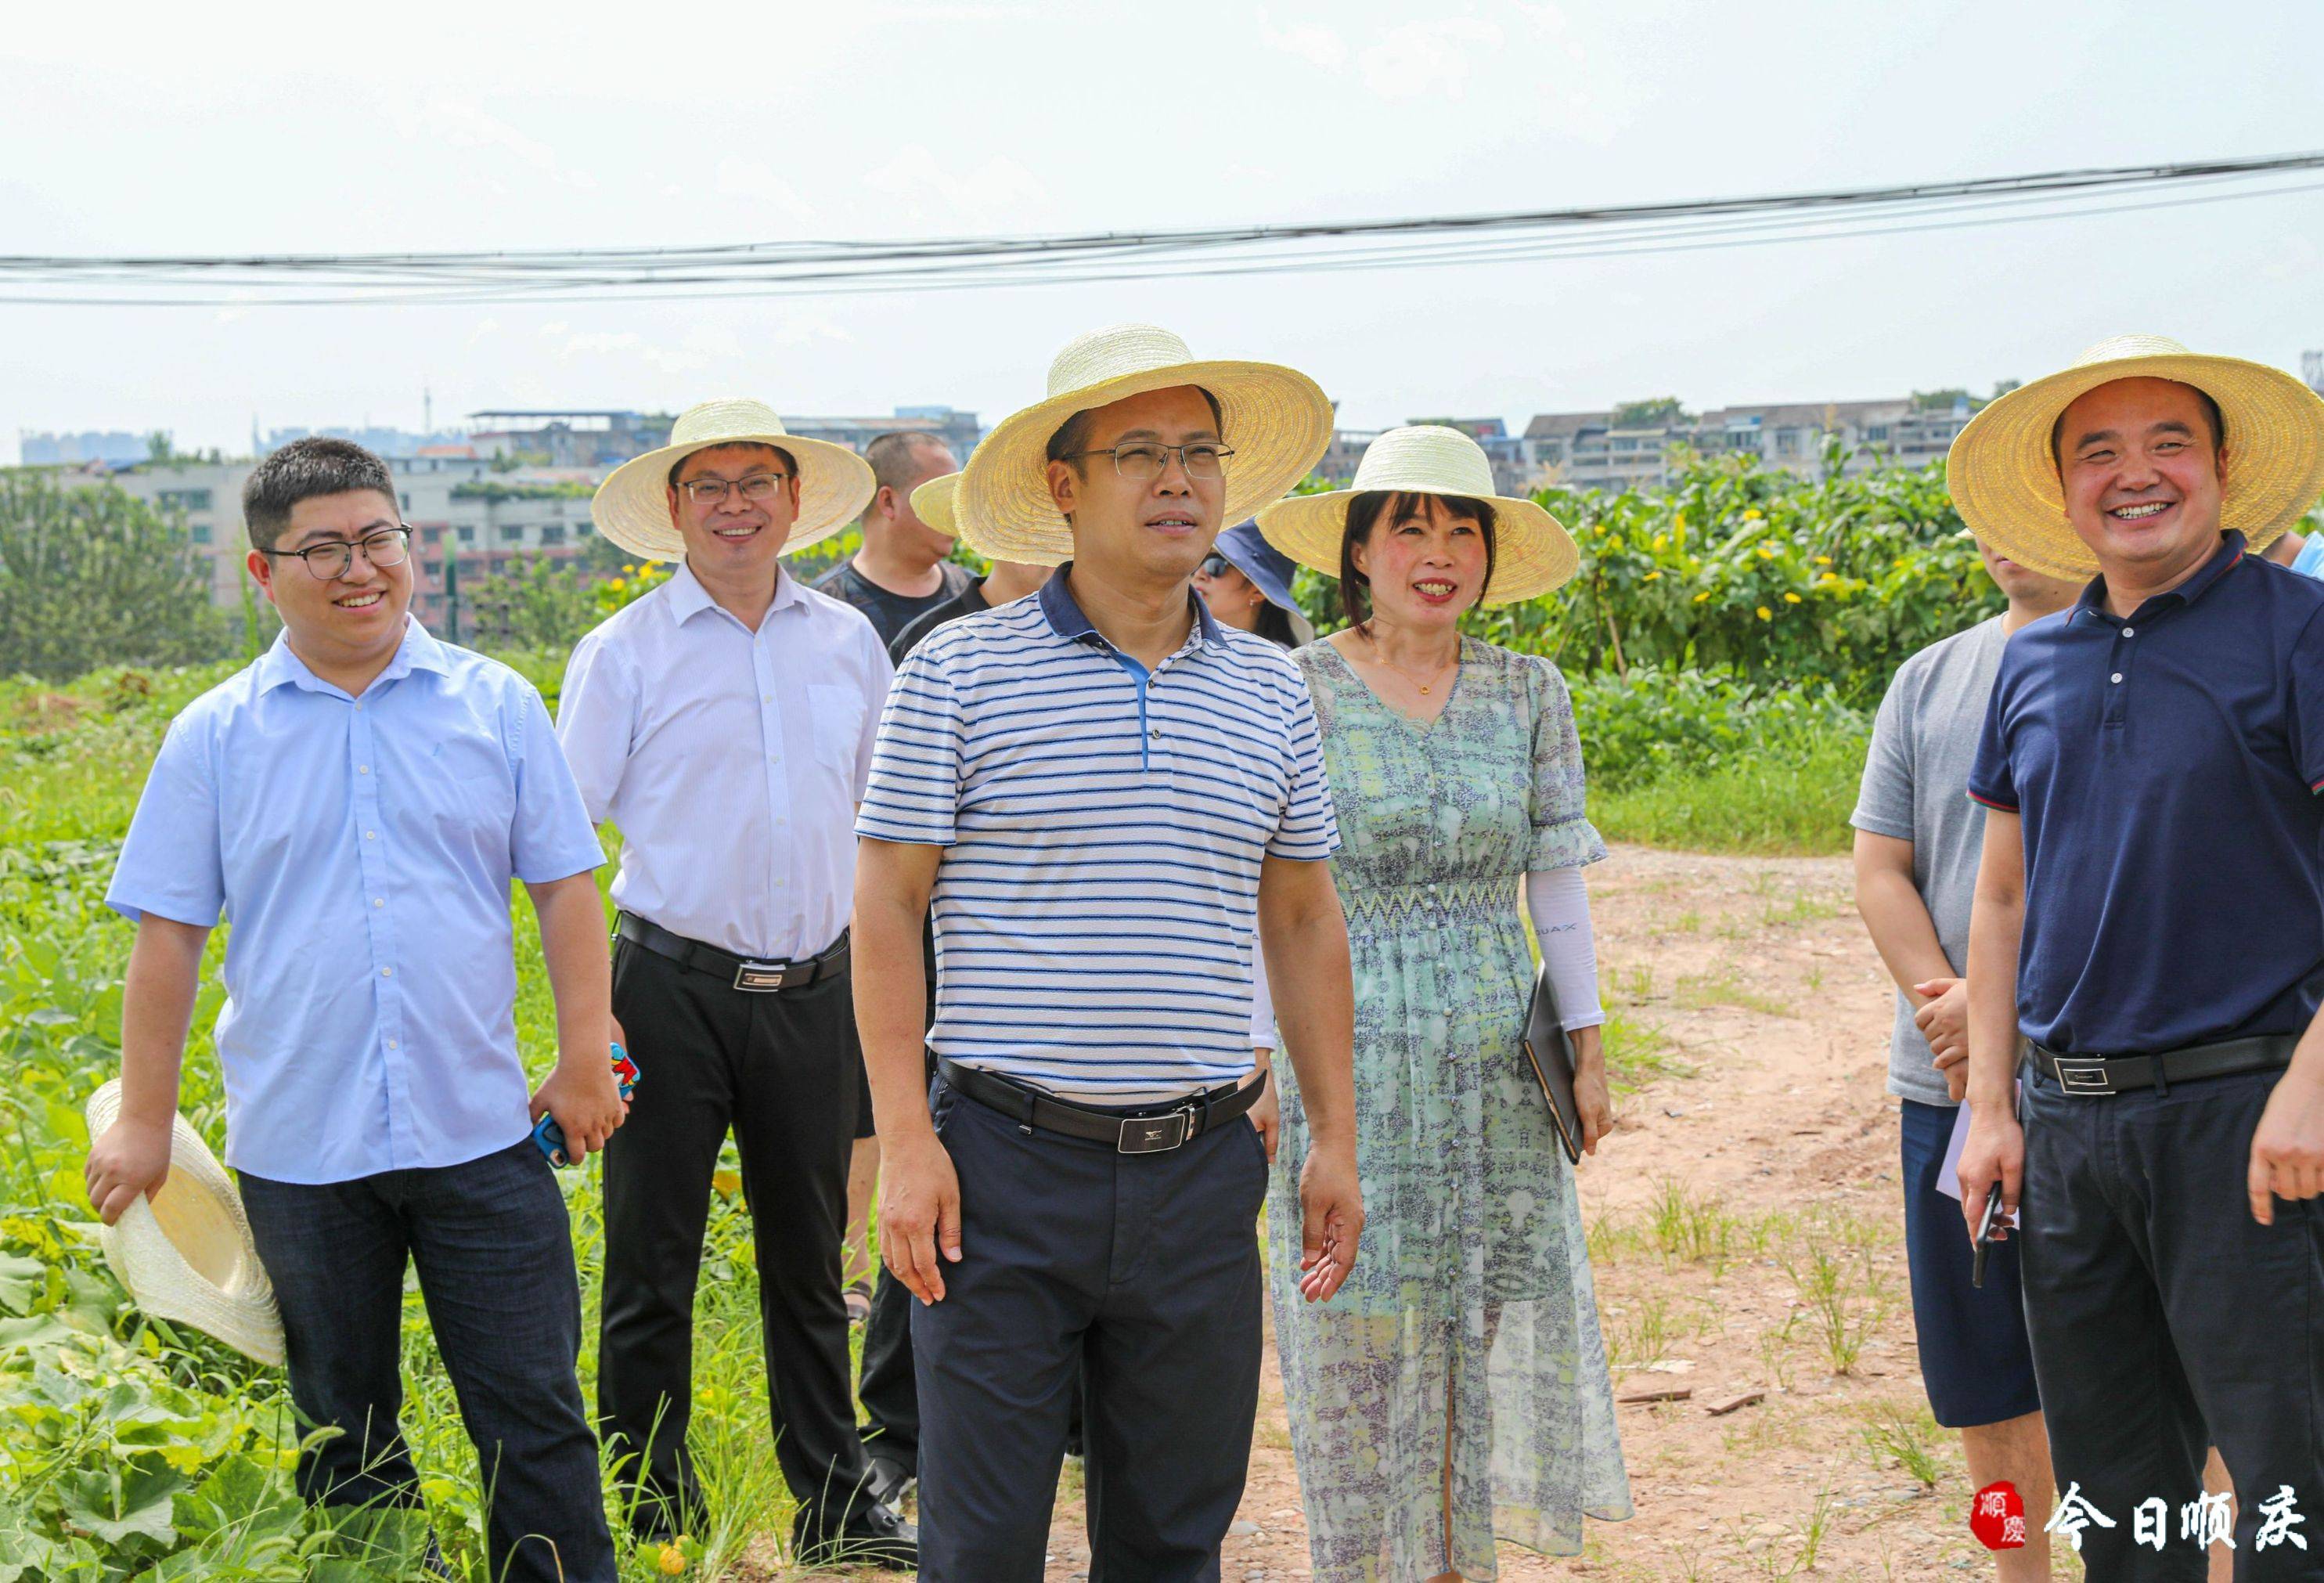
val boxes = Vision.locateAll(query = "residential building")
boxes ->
[467,410,673,469]
[1523,395,1979,494]
[780,406,983,463]
[19,431,152,466]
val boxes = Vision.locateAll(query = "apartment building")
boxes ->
[1523,396,1978,494]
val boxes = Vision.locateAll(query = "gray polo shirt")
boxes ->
[1850,616,2007,1105]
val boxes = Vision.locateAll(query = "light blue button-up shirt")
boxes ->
[106,620,605,1185]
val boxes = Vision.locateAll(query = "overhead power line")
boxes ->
[4,151,2319,308]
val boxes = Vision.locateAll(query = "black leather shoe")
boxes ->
[863,1449,915,1510]
[792,1498,918,1570]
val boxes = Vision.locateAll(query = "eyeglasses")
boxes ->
[260,527,412,581]
[1060,442,1234,482]
[1198,554,1234,579]
[676,471,791,505]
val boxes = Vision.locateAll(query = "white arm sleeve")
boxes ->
[1250,938,1277,1051]
[1526,865,1605,1030]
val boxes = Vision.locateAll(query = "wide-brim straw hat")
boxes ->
[909,471,960,539]
[1947,335,2324,579]
[84,1080,283,1366]
[591,398,876,563]
[955,323,1335,566]
[1257,424,1580,606]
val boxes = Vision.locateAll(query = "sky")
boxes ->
[5,0,2321,462]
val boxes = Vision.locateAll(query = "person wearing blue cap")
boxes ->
[1195,519,1317,650]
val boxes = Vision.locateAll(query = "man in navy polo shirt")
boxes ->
[1954,337,2324,1578]
[851,324,1365,1581]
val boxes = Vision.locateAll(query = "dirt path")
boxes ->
[805,845,2060,1580]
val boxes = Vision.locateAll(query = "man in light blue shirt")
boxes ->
[84,438,624,1583]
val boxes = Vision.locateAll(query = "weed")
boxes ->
[1646,1178,1741,1274]
[1673,969,1791,1019]
[1857,1399,1945,1487]
[1781,1228,1885,1375]
[1602,1008,1692,1094]
[1605,1295,1673,1372]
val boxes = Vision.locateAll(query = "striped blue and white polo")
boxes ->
[856,568,1340,1105]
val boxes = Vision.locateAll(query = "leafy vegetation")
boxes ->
[0,475,236,680]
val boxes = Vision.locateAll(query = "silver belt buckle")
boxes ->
[733,958,793,993]
[1118,1110,1191,1154]
[2053,1055,2114,1095]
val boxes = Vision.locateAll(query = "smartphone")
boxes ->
[1971,1183,2005,1289]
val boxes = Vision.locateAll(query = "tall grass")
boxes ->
[1592,730,1865,856]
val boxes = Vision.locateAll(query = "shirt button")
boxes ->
[380,968,392,978]
[373,898,384,908]
[365,830,377,839]
[2111,673,2124,684]
[387,1039,398,1049]
[2122,627,2135,637]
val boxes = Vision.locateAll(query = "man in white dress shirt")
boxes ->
[557,399,913,1569]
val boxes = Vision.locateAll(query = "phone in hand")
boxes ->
[534,1043,640,1168]
[1971,1182,2005,1288]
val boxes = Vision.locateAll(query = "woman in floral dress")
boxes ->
[1254,427,1631,1581]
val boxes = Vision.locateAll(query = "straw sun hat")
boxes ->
[955,323,1335,566]
[1947,335,2324,579]
[83,1080,283,1366]
[1258,424,1580,606]
[590,398,876,563]
[908,471,960,539]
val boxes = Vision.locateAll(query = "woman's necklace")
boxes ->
[1365,630,1459,695]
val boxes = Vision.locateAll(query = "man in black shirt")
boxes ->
[814,431,974,647]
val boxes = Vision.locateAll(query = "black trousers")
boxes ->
[599,935,871,1534]
[913,1073,1269,1583]
[240,1142,616,1583]
[2018,1063,2324,1581]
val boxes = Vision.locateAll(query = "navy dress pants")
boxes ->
[913,1073,1270,1582]
[240,1140,617,1583]
[2017,1063,2324,1581]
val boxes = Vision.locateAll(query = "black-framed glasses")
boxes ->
[1060,442,1234,481]
[260,527,411,581]
[676,471,791,505]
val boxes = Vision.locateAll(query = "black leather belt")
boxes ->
[2031,1033,2296,1097]
[936,1057,1266,1155]
[615,912,849,994]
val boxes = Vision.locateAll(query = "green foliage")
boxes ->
[1611,396,1688,429]
[0,475,236,680]
[448,479,596,503]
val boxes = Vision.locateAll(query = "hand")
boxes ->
[1956,1102,2024,1245]
[530,1053,627,1164]
[1246,1051,1280,1163]
[86,1117,173,1227]
[1295,1137,1364,1304]
[2247,1065,2324,1226]
[1569,1026,1614,1156]
[1912,977,1969,1066]
[878,1127,963,1304]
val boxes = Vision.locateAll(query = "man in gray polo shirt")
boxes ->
[1852,537,2077,1581]
[852,324,1364,1581]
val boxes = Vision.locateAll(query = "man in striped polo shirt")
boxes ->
[852,325,1364,1581]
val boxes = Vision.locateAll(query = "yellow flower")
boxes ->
[1743,508,1764,521]
[1757,545,1776,561]
[1692,591,1711,604]
[607,578,626,592]
[712,1169,741,1198]
[1652,534,1667,550]
[1674,512,1688,533]
[658,1543,687,1575]
[1642,570,1662,582]
[1757,605,1773,621]
[1813,554,1832,566]
[1784,592,1803,604]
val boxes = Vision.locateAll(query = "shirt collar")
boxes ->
[665,558,803,629]
[2074,530,2248,625]
[1036,561,1224,651]
[255,615,448,698]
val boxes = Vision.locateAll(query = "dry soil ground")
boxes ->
[794,845,2111,1581]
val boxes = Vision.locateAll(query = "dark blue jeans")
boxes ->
[913,1073,1269,1583]
[2018,1064,2324,1581]
[239,1139,616,1583]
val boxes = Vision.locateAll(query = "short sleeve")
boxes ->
[2289,606,2324,793]
[854,624,896,798]
[107,713,226,928]
[1966,662,2020,813]
[1266,671,1341,860]
[1526,657,1609,871]
[553,631,635,824]
[1850,665,1918,840]
[856,645,964,846]
[507,683,606,883]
